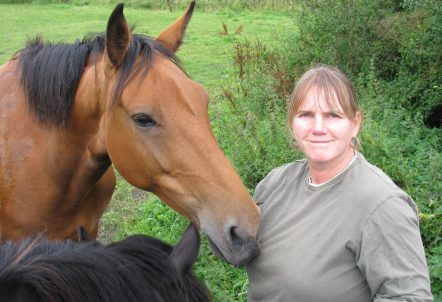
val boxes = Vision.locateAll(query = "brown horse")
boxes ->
[0,2,259,266]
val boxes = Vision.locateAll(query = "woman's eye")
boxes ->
[328,113,341,118]
[298,112,312,118]
[132,114,156,127]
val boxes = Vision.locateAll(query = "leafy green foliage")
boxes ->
[394,1,442,125]
[212,1,441,298]
[290,0,442,128]
[291,0,398,76]
[212,40,302,187]
[428,243,442,300]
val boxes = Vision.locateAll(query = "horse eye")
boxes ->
[132,114,156,127]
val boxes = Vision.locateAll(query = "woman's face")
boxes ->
[291,88,361,168]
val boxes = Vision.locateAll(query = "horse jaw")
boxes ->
[149,169,260,266]
[142,174,260,266]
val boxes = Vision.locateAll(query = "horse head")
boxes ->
[95,3,259,266]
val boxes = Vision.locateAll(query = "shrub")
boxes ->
[212,39,302,188]
[290,0,442,127]
[394,0,442,126]
[291,0,398,77]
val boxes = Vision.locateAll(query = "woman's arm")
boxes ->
[358,196,433,302]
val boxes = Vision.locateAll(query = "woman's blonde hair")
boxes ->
[288,64,361,126]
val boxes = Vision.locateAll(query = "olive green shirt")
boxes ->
[246,153,432,302]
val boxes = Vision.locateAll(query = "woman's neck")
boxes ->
[308,149,356,185]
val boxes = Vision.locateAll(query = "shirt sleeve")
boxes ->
[253,177,267,209]
[357,196,433,302]
[253,168,278,209]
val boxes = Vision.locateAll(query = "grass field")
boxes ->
[0,3,295,86]
[0,3,296,301]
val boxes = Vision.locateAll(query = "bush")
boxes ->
[291,0,398,77]
[212,39,301,188]
[290,0,442,128]
[394,0,442,126]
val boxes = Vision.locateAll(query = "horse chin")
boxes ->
[205,235,259,267]
[206,237,227,261]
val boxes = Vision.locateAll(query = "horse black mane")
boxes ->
[17,32,181,127]
[0,231,210,302]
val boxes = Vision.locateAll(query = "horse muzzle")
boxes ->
[202,222,260,266]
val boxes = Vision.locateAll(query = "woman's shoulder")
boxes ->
[353,153,403,191]
[253,160,307,204]
[348,153,417,213]
[262,159,307,183]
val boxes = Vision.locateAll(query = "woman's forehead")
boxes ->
[299,88,343,112]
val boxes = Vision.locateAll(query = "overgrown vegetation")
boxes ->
[214,0,441,299]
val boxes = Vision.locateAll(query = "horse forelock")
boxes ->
[0,235,209,302]
[17,32,182,128]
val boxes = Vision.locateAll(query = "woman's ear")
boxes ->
[352,111,362,136]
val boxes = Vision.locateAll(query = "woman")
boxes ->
[246,65,433,301]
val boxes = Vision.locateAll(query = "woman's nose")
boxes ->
[312,115,326,134]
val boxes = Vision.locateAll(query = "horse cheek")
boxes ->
[105,107,155,190]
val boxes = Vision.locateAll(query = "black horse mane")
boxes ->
[0,233,209,302]
[17,32,181,128]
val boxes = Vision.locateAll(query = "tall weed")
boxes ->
[212,39,301,187]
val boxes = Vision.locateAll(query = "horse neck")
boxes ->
[46,61,111,190]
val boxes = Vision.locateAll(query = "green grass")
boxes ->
[0,3,295,84]
[0,0,297,12]
[0,4,295,301]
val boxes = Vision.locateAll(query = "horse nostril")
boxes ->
[227,225,247,247]
[214,222,260,265]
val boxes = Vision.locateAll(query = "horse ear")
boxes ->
[77,226,95,242]
[156,1,195,53]
[105,3,131,68]
[170,223,200,273]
